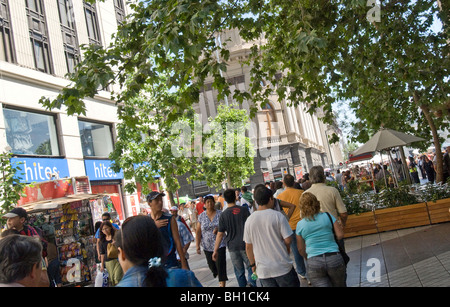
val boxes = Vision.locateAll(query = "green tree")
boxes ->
[0,152,27,226]
[198,104,255,188]
[109,83,198,206]
[39,0,449,182]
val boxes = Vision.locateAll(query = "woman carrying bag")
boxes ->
[296,193,347,287]
[99,221,123,286]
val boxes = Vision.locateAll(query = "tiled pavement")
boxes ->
[188,222,450,287]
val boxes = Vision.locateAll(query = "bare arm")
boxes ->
[212,231,225,261]
[195,222,202,254]
[279,200,295,220]
[245,243,256,273]
[296,234,307,259]
[334,220,345,241]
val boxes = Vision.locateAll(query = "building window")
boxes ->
[262,102,277,137]
[0,0,15,63]
[3,107,60,156]
[57,0,80,74]
[84,1,101,45]
[78,120,114,157]
[25,0,53,73]
[113,0,125,25]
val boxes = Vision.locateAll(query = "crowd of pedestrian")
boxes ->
[1,164,370,288]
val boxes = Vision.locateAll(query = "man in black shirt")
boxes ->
[213,189,256,287]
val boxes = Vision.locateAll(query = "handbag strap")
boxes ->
[325,212,338,242]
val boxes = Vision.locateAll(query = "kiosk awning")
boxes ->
[19,194,103,213]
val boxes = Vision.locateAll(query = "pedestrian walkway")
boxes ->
[188,222,450,287]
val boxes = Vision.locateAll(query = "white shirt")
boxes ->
[243,209,294,279]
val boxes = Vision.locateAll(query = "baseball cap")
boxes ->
[169,206,178,211]
[3,207,28,219]
[146,191,166,202]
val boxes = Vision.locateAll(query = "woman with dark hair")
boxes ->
[114,215,202,287]
[196,195,227,287]
[99,221,123,286]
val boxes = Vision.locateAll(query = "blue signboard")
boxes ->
[11,158,70,183]
[84,159,124,181]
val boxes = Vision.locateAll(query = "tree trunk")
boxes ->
[419,103,444,183]
[167,190,176,207]
[226,171,232,189]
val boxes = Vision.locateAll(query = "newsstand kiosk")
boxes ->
[16,176,104,286]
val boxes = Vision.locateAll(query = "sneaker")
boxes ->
[298,274,307,279]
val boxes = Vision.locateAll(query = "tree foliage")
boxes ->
[39,0,449,182]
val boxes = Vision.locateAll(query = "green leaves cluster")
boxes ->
[38,0,449,189]
[0,152,27,225]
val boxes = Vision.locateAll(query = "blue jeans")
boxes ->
[259,267,300,287]
[229,249,256,287]
[290,233,307,276]
[306,253,347,287]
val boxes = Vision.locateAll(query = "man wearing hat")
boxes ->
[3,207,50,287]
[3,207,40,238]
[147,191,189,270]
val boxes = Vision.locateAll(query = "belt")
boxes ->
[312,252,340,258]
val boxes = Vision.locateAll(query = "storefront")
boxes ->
[84,159,125,221]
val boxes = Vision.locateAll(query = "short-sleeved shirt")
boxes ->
[243,209,294,279]
[296,212,339,259]
[305,183,347,219]
[197,210,225,252]
[196,202,205,215]
[218,205,250,251]
[277,187,303,230]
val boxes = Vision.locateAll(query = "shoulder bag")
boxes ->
[325,212,350,265]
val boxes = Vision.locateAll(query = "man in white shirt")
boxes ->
[243,186,300,287]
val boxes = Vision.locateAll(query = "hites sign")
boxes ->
[84,159,124,181]
[11,158,70,183]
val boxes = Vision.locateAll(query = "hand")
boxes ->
[155,219,168,228]
[196,247,201,255]
[212,251,217,261]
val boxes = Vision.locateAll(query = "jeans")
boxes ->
[306,253,347,287]
[290,233,307,276]
[229,249,256,287]
[259,267,300,287]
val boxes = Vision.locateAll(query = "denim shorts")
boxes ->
[307,253,347,287]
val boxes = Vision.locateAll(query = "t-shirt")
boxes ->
[296,212,339,259]
[100,238,115,261]
[196,202,205,215]
[276,187,303,230]
[243,209,294,279]
[218,205,250,251]
[306,183,347,219]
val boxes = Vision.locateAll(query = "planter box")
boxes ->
[344,211,378,238]
[427,198,450,224]
[375,202,430,233]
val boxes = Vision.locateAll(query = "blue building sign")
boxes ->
[11,158,70,183]
[84,159,124,181]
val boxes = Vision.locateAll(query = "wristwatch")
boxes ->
[249,263,256,267]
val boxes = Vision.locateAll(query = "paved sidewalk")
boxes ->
[188,222,450,287]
